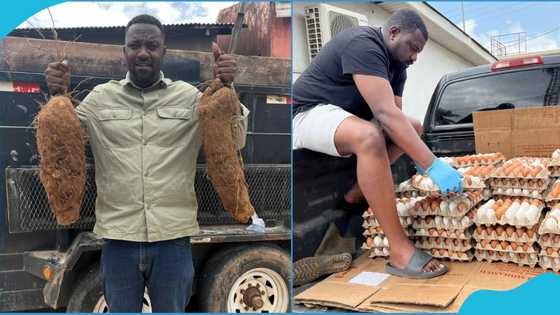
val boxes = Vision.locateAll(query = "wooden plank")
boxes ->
[0,36,290,87]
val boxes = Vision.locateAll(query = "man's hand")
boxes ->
[45,60,70,96]
[426,158,464,194]
[212,42,237,84]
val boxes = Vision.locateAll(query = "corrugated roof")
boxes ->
[15,22,237,31]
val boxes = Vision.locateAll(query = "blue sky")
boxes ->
[428,1,560,55]
[18,2,235,28]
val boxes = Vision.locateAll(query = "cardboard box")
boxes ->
[294,253,544,312]
[473,107,560,158]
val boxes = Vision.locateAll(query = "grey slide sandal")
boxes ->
[386,248,449,279]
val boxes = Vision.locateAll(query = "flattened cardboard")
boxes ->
[473,107,560,158]
[295,253,543,313]
[294,280,380,309]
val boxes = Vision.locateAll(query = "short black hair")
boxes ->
[126,14,165,40]
[384,9,428,41]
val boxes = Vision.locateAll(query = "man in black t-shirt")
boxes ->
[293,9,463,279]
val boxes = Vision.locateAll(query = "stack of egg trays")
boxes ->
[361,197,418,258]
[410,193,479,261]
[547,151,560,177]
[395,179,427,198]
[473,198,542,268]
[489,158,550,199]
[538,204,560,271]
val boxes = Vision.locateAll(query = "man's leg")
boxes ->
[344,116,422,204]
[145,237,194,312]
[334,116,442,272]
[101,240,146,312]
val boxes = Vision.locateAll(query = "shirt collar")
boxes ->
[123,71,170,90]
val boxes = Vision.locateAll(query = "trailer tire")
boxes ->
[66,263,104,312]
[197,244,291,313]
[65,263,151,312]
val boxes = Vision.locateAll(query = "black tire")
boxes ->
[66,263,104,312]
[197,244,291,313]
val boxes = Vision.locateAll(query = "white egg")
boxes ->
[530,253,537,260]
[513,188,522,195]
[443,217,450,227]
[555,257,560,264]
[517,211,530,225]
[374,236,383,247]
[486,208,497,222]
[530,191,539,198]
[553,149,560,160]
[477,207,486,221]
[461,216,470,226]
[451,218,460,227]
[527,206,539,222]
[435,216,443,226]
[396,202,406,216]
[542,256,551,265]
[544,217,559,233]
[383,237,389,247]
[449,201,458,214]
[506,188,514,195]
[382,248,389,256]
[509,252,516,259]
[549,209,560,220]
[440,200,449,214]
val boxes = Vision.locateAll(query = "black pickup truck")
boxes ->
[294,54,560,264]
[0,40,291,312]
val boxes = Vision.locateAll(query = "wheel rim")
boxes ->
[92,290,152,313]
[227,267,289,313]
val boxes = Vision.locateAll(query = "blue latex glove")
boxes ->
[426,158,464,194]
[414,161,425,175]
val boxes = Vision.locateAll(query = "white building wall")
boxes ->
[293,2,477,122]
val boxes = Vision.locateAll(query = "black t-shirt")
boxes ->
[293,26,407,120]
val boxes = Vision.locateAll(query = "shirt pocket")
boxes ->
[154,107,194,147]
[96,108,137,148]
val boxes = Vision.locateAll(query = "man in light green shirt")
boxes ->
[44,14,247,312]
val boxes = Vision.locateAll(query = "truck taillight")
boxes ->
[491,56,544,71]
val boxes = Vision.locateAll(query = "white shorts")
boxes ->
[292,104,355,157]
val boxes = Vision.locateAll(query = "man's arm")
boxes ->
[354,74,434,170]
[394,96,402,111]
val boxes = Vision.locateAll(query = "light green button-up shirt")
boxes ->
[76,72,249,242]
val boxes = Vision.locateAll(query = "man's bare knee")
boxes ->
[355,125,386,154]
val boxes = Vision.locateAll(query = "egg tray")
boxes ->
[362,216,413,229]
[489,178,549,192]
[538,234,560,248]
[411,174,486,195]
[409,194,484,218]
[362,226,414,237]
[368,248,389,258]
[427,248,474,261]
[475,249,538,267]
[547,165,560,177]
[415,237,473,252]
[545,179,560,202]
[539,247,560,258]
[482,189,493,201]
[537,211,560,234]
[458,165,498,181]
[473,225,538,243]
[414,227,473,240]
[473,199,545,227]
[444,153,505,168]
[412,213,475,230]
[492,188,544,199]
[539,256,560,272]
[396,197,426,217]
[475,240,538,254]
[362,234,389,249]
